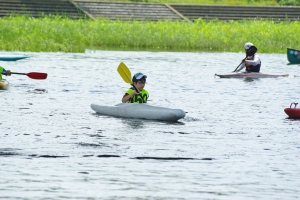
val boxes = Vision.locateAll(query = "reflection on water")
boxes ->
[0,50,299,199]
[27,88,48,94]
[122,118,147,129]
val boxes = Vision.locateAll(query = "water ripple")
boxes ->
[0,51,299,199]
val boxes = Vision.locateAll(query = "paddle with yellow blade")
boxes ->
[117,62,146,103]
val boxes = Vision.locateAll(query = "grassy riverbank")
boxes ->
[0,16,299,53]
[85,0,299,6]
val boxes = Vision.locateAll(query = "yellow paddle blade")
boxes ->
[117,62,132,84]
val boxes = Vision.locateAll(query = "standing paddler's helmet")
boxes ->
[132,72,147,83]
[244,42,257,57]
[244,42,254,50]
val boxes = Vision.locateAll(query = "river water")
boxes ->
[0,50,299,199]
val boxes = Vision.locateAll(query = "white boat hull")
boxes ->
[91,103,185,121]
[215,72,289,78]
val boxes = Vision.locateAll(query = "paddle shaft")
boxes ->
[10,72,26,75]
[233,57,246,72]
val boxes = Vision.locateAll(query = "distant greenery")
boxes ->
[127,0,300,6]
[85,0,300,5]
[0,16,299,53]
[276,0,300,5]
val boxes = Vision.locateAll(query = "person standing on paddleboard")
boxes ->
[0,66,11,80]
[122,72,149,103]
[235,42,261,73]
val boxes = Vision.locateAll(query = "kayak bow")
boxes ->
[0,55,29,61]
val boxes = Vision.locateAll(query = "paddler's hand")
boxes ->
[133,90,140,95]
[242,58,246,62]
[6,70,11,76]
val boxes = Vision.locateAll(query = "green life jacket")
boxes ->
[0,66,5,80]
[126,88,149,103]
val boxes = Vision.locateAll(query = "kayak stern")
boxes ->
[0,79,9,90]
[284,102,300,119]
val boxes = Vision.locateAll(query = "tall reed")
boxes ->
[0,16,298,53]
[85,0,298,6]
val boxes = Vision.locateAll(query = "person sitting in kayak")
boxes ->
[122,72,149,103]
[0,66,11,80]
[235,42,261,73]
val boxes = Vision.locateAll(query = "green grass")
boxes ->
[0,16,299,53]
[85,0,299,6]
[150,0,278,5]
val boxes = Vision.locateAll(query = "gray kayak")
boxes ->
[215,72,289,78]
[91,103,186,121]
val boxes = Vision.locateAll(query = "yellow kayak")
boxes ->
[0,79,9,90]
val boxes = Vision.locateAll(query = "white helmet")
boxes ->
[244,42,254,50]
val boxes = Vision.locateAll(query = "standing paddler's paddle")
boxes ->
[2,72,48,80]
[233,46,258,72]
[117,62,146,103]
[232,59,246,73]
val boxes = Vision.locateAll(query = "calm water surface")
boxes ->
[0,50,299,199]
